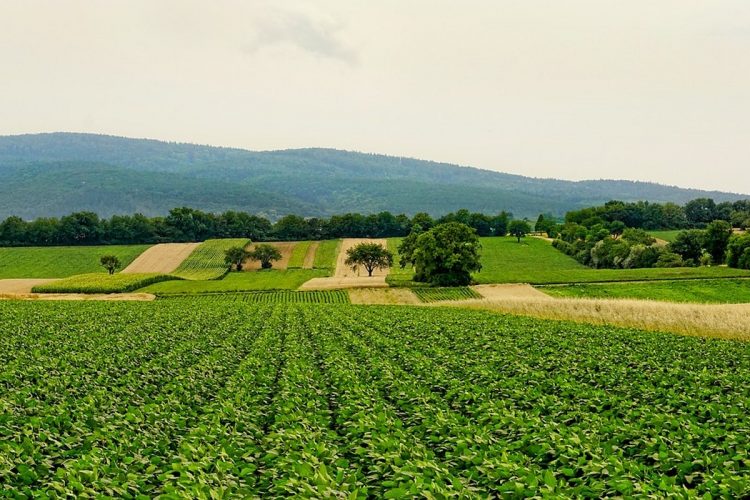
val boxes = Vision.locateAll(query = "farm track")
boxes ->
[0,278,58,294]
[121,243,200,274]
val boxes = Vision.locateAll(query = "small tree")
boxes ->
[224,246,249,271]
[100,255,121,275]
[345,243,394,277]
[247,244,282,269]
[508,220,531,243]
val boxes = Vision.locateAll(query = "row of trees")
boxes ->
[0,207,517,247]
[565,199,750,231]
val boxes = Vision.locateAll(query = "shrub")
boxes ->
[655,252,683,268]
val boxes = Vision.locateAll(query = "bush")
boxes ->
[655,252,683,268]
[726,234,750,269]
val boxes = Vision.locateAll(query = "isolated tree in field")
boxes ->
[703,220,733,264]
[247,244,282,269]
[224,246,249,271]
[345,243,394,277]
[100,255,121,275]
[508,220,532,243]
[399,222,482,285]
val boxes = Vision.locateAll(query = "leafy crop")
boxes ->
[1,301,748,497]
[172,238,250,280]
[159,290,349,304]
[30,272,178,293]
[413,287,481,302]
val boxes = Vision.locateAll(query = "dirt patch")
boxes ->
[303,242,319,269]
[473,284,551,300]
[243,242,297,271]
[0,279,59,294]
[335,238,389,278]
[0,292,155,301]
[349,288,420,305]
[122,243,200,274]
[299,276,388,290]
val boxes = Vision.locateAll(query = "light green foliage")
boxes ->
[541,278,750,304]
[31,273,177,293]
[312,239,340,269]
[1,301,749,496]
[412,287,481,302]
[174,239,250,280]
[141,269,328,294]
[159,290,349,304]
[287,241,311,268]
[0,244,150,278]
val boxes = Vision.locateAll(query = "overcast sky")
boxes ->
[1,1,748,193]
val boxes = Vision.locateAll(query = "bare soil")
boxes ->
[0,279,59,294]
[121,243,200,274]
[334,238,389,278]
[243,242,297,271]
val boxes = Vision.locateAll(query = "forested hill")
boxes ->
[0,132,746,219]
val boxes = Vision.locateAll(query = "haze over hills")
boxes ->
[0,132,746,220]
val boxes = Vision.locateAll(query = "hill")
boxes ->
[0,132,746,219]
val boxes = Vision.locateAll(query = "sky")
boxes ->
[1,0,748,193]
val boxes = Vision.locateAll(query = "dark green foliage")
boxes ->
[703,220,733,264]
[224,246,249,272]
[344,243,393,277]
[99,255,121,275]
[669,229,706,263]
[248,244,283,269]
[727,234,750,269]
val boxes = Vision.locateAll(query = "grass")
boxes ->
[287,241,311,268]
[313,239,341,269]
[413,287,482,303]
[540,278,750,304]
[140,269,329,294]
[159,290,350,304]
[0,245,150,279]
[388,236,750,285]
[172,238,249,280]
[31,273,177,293]
[649,230,682,242]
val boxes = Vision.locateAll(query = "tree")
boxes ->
[344,243,394,277]
[703,220,733,264]
[224,246,249,271]
[726,234,750,269]
[684,198,717,226]
[669,230,705,264]
[399,222,482,285]
[608,221,626,239]
[100,255,121,275]
[508,220,531,243]
[247,244,282,269]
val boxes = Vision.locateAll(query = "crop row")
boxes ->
[1,300,748,497]
[412,287,482,302]
[172,238,250,280]
[30,272,177,293]
[158,290,350,304]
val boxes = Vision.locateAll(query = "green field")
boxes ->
[287,241,311,268]
[0,245,150,279]
[413,287,481,302]
[172,238,250,280]
[141,269,328,294]
[313,239,341,269]
[540,278,750,304]
[31,273,177,293]
[649,230,682,242]
[159,290,350,304]
[1,299,748,497]
[388,236,750,285]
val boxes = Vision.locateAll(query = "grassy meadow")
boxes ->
[313,239,341,269]
[0,245,150,279]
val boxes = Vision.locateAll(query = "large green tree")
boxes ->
[399,222,482,286]
[247,244,282,269]
[224,246,250,271]
[703,220,733,264]
[344,243,394,277]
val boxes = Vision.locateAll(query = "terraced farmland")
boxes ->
[1,300,749,497]
[172,238,249,280]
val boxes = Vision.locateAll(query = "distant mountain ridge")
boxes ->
[0,132,746,219]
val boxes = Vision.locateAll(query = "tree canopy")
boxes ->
[344,243,394,277]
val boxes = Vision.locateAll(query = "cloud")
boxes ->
[244,6,357,64]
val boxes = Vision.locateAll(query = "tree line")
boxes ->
[0,207,514,247]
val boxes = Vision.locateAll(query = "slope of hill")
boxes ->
[0,132,746,219]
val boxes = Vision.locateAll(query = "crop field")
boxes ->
[287,241,311,268]
[412,287,481,302]
[312,239,341,269]
[30,273,177,293]
[389,237,750,285]
[172,239,249,280]
[140,269,328,294]
[0,245,150,279]
[1,300,748,497]
[540,278,750,304]
[159,290,350,304]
